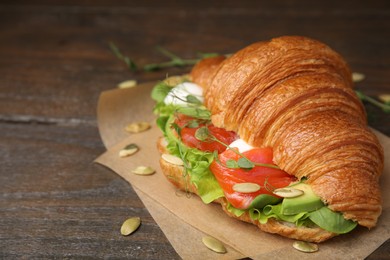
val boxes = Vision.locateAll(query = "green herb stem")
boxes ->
[356,90,390,113]
[143,46,201,71]
[110,42,223,72]
[156,46,182,60]
[109,42,137,71]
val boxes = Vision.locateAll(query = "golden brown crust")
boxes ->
[190,35,384,228]
[190,55,226,91]
[157,137,336,242]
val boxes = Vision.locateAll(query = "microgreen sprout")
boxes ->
[143,46,200,71]
[109,42,137,71]
[194,127,280,170]
[110,42,221,71]
[194,126,211,141]
[186,120,200,128]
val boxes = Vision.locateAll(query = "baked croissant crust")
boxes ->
[190,36,384,228]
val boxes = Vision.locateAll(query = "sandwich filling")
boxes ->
[152,78,357,234]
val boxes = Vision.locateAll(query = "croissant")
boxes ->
[155,35,384,242]
[191,35,384,227]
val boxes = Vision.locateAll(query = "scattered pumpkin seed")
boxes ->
[378,94,390,103]
[352,72,365,82]
[232,182,261,193]
[120,217,141,236]
[273,187,304,198]
[119,149,137,158]
[202,235,227,254]
[124,143,139,150]
[132,166,155,176]
[163,74,189,86]
[292,241,319,253]
[118,143,139,158]
[117,79,137,89]
[125,122,151,133]
[161,154,184,166]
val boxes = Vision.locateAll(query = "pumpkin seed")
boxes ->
[120,217,141,236]
[352,72,365,82]
[119,148,138,158]
[119,143,139,158]
[378,94,390,103]
[232,182,261,193]
[117,79,137,89]
[292,241,319,253]
[161,154,184,166]
[163,74,189,86]
[125,122,151,133]
[202,235,227,254]
[132,166,155,175]
[273,187,304,198]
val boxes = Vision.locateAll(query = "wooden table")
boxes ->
[1,1,389,259]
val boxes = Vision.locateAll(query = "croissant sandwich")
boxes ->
[151,36,384,242]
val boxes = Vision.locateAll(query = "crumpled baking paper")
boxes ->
[95,83,390,259]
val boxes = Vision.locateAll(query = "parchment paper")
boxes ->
[95,82,390,259]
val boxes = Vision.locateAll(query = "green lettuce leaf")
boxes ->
[160,113,224,204]
[151,81,172,102]
[226,203,246,217]
[250,194,281,210]
[308,206,357,234]
[151,81,357,235]
[263,204,310,224]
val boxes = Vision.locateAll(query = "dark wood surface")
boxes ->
[1,1,389,259]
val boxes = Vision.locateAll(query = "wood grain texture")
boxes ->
[0,0,389,258]
[0,123,180,259]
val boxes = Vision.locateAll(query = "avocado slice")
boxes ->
[281,182,324,215]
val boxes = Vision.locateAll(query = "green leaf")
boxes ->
[226,159,239,168]
[171,122,182,136]
[226,203,246,217]
[237,157,255,169]
[308,207,357,234]
[156,116,169,133]
[151,82,172,102]
[186,95,202,105]
[194,127,210,141]
[263,204,309,224]
[153,102,177,117]
[176,107,211,119]
[187,120,199,128]
[248,208,261,220]
[213,150,222,165]
[162,116,224,204]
